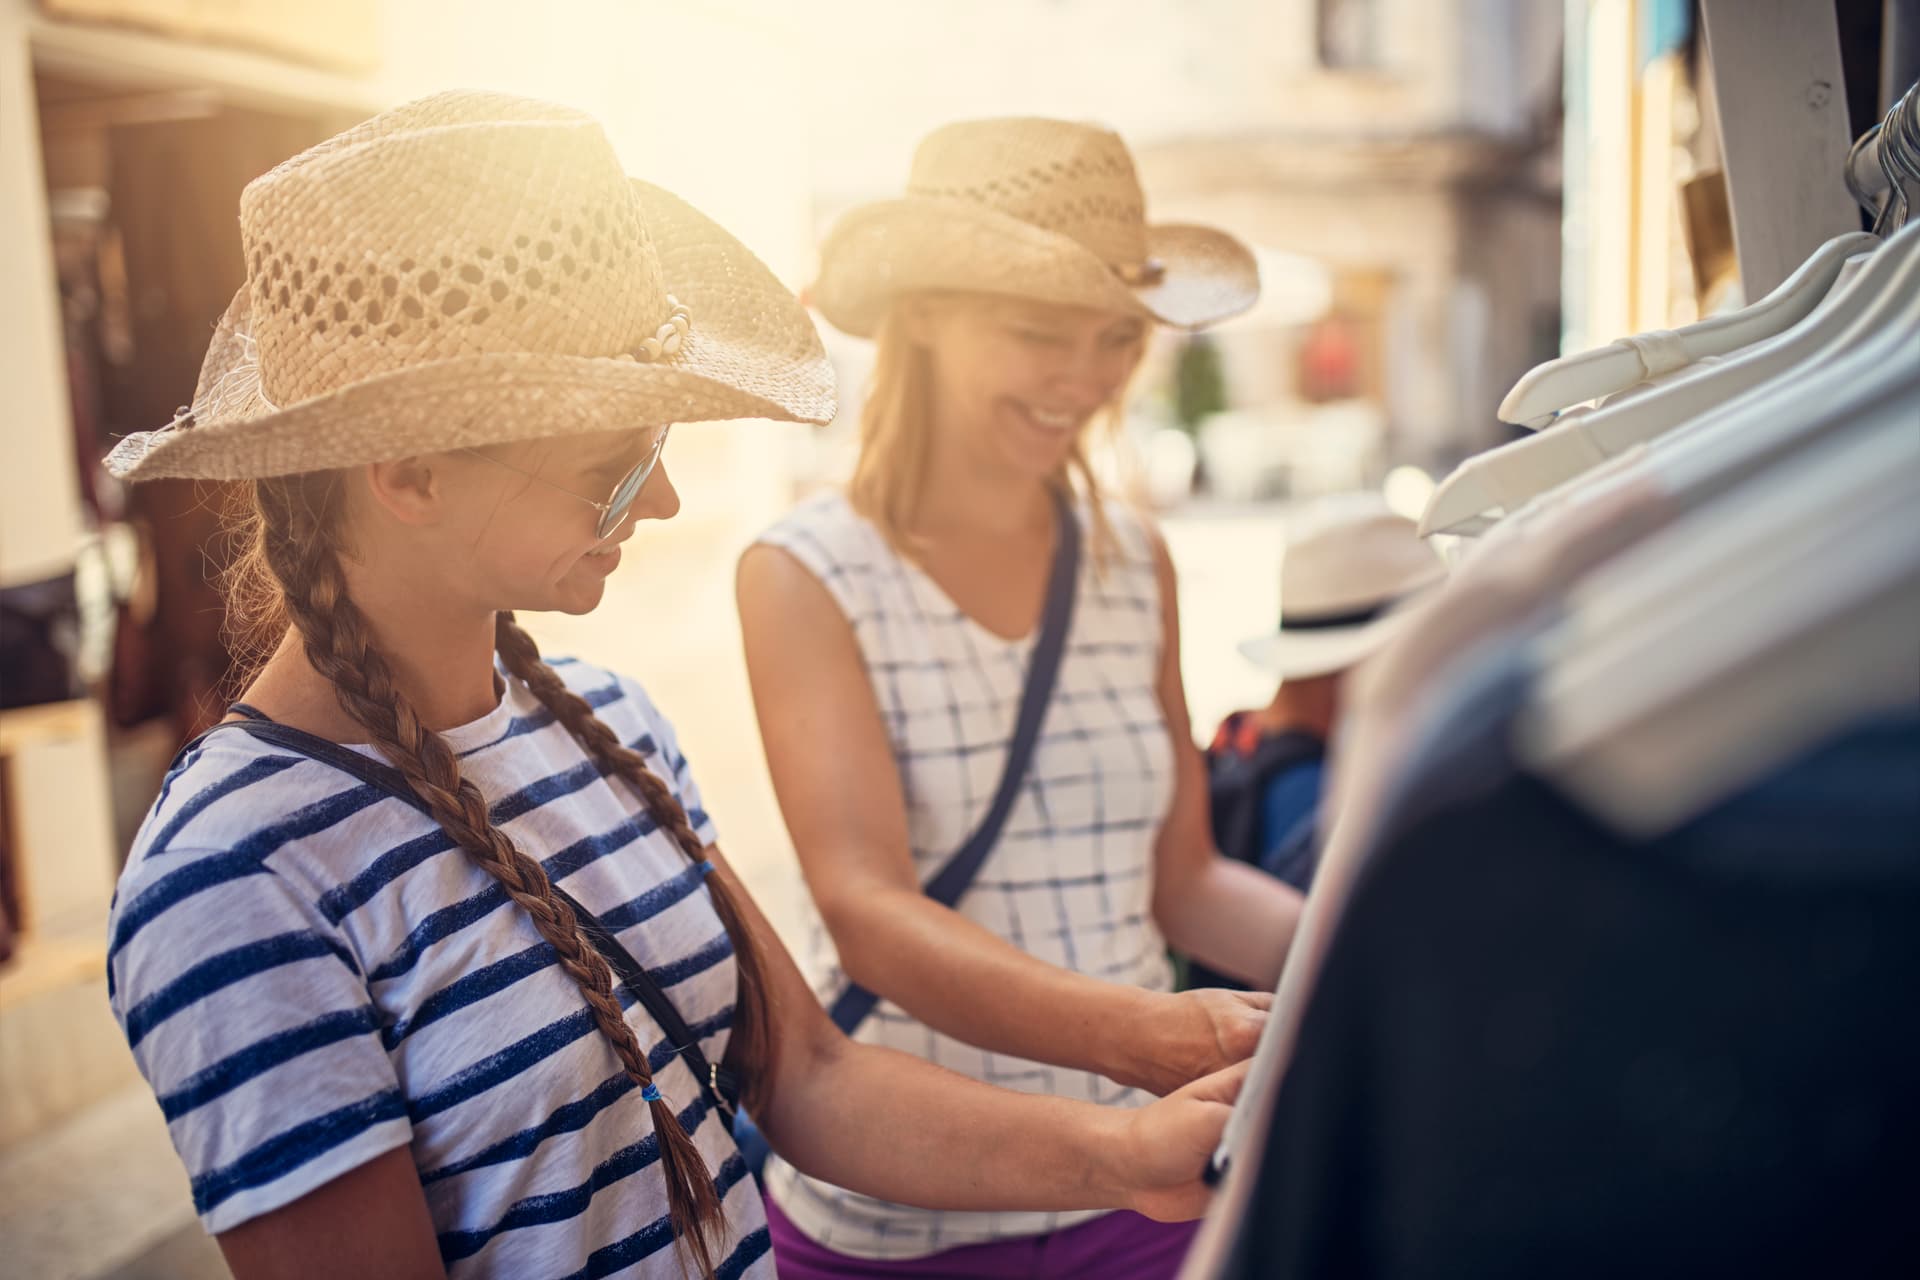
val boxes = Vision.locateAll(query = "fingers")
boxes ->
[1187,986,1273,1011]
[1185,1057,1252,1106]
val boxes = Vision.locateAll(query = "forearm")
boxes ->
[1157,857,1301,989]
[828,886,1158,1085]
[764,1034,1132,1212]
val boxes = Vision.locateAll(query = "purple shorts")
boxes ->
[764,1194,1200,1280]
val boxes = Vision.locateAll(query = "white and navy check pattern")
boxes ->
[757,490,1177,1261]
[106,659,771,1279]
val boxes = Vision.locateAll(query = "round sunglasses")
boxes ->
[463,425,671,541]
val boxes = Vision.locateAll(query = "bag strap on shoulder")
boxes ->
[825,485,1081,1036]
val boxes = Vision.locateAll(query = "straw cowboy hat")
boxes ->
[1238,495,1447,680]
[105,91,836,483]
[809,117,1261,338]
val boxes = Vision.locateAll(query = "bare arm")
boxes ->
[1143,528,1304,990]
[712,844,1244,1221]
[214,1147,445,1280]
[204,836,1239,1278]
[737,542,1266,1096]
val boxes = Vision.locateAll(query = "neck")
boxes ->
[1259,682,1336,741]
[353,559,504,728]
[252,564,502,742]
[913,408,1056,540]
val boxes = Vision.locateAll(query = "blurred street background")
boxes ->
[5,0,1837,1273]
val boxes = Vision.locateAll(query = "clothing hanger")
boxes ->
[1498,231,1878,430]
[1519,393,1920,837]
[1509,83,1907,439]
[1857,79,1920,235]
[1512,238,1920,831]
[1475,285,1920,558]
[1419,218,1920,537]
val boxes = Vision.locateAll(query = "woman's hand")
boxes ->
[1108,1060,1251,1222]
[1107,988,1270,1096]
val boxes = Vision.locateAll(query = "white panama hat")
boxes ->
[1238,494,1447,680]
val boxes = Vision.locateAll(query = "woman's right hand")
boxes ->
[1108,1059,1251,1222]
[1108,987,1270,1096]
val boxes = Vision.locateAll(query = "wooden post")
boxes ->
[0,0,87,589]
[1699,0,1860,297]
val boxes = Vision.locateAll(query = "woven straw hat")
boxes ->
[1238,495,1447,680]
[810,117,1261,338]
[106,91,836,483]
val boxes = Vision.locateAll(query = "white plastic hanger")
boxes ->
[1512,249,1920,831]
[1499,231,1878,429]
[1476,285,1920,559]
[1420,219,1920,537]
[1520,392,1920,836]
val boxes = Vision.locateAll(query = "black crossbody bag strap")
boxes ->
[175,709,742,1119]
[824,486,1081,1036]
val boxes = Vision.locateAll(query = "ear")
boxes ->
[361,454,445,526]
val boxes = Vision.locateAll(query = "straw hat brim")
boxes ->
[106,180,836,482]
[810,196,1261,338]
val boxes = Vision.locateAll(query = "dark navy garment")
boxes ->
[1214,691,1920,1279]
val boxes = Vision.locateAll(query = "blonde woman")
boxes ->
[740,119,1304,1277]
[105,95,1248,1280]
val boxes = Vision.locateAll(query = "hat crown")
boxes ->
[904,117,1150,270]
[1280,499,1444,619]
[236,91,673,409]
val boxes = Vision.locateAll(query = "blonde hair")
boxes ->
[846,296,1127,558]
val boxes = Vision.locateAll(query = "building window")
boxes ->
[1317,0,1382,70]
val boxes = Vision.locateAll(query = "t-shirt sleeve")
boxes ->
[616,674,720,849]
[107,851,412,1235]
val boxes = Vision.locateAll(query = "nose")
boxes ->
[1051,337,1137,410]
[633,461,681,522]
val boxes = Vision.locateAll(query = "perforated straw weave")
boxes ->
[810,116,1261,338]
[106,90,836,483]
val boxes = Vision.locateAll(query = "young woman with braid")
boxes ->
[104,94,1247,1280]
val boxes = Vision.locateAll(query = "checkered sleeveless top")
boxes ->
[755,489,1177,1260]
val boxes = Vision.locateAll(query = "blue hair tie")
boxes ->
[641,1083,663,1104]
[694,859,715,879]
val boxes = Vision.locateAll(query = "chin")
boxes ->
[552,587,607,617]
[524,577,609,618]
[1001,435,1078,479]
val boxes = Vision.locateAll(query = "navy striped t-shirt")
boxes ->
[106,657,770,1278]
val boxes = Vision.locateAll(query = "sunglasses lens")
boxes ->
[595,431,668,539]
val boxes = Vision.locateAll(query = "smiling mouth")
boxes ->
[1016,402,1081,433]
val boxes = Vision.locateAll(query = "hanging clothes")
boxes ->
[1209,661,1920,1278]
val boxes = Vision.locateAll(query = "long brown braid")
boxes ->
[492,613,773,1097]
[233,472,753,1279]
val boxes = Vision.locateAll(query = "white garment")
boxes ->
[755,490,1177,1260]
